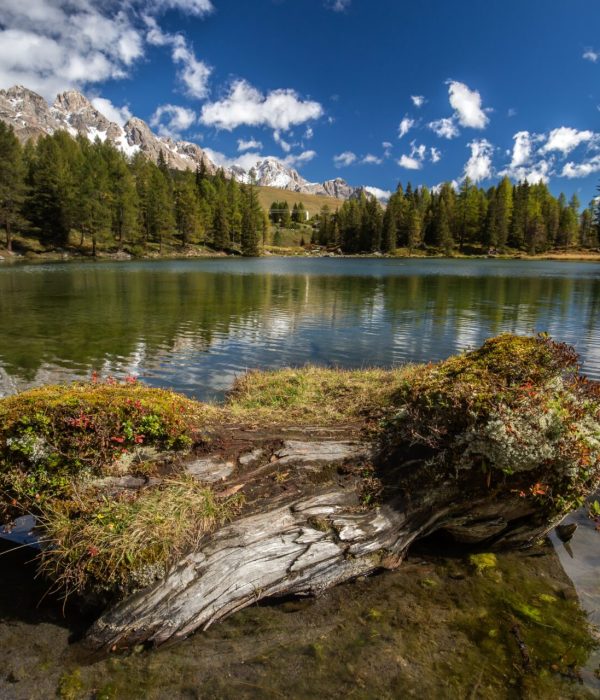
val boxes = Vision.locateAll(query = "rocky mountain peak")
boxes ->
[53,90,93,113]
[0,84,385,202]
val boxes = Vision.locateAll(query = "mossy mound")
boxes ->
[384,333,600,516]
[0,381,205,515]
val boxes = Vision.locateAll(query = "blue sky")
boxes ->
[1,0,600,202]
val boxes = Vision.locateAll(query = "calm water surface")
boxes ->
[1,257,600,399]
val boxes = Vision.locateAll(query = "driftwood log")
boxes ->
[2,335,598,653]
[85,424,556,652]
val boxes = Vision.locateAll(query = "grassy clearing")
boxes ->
[227,365,410,426]
[256,186,341,217]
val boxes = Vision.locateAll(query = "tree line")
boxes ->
[0,122,265,256]
[315,178,600,254]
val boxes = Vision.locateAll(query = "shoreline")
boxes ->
[1,244,600,265]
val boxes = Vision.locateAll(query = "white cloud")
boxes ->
[334,151,357,167]
[411,95,426,108]
[509,130,533,167]
[541,126,596,155]
[200,79,323,131]
[398,154,422,170]
[326,0,351,11]
[238,138,263,152]
[273,129,292,153]
[364,186,392,201]
[304,126,314,140]
[463,139,494,182]
[362,154,383,165]
[398,116,415,138]
[583,48,599,63]
[91,96,132,127]
[171,40,211,99]
[0,2,145,98]
[144,18,211,99]
[382,141,393,158]
[430,147,441,163]
[428,117,459,139]
[398,142,427,170]
[150,0,214,16]
[0,1,214,100]
[447,80,489,129]
[502,160,552,184]
[283,150,316,167]
[561,155,600,178]
[149,103,196,137]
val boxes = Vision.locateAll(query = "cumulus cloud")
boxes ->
[398,142,427,170]
[0,2,145,98]
[428,117,459,139]
[334,151,357,167]
[362,154,383,165]
[509,131,534,167]
[463,139,494,182]
[541,126,596,155]
[411,95,426,108]
[91,96,132,127]
[304,126,314,140]
[238,138,263,152]
[448,80,489,129]
[0,1,214,100]
[583,48,599,63]
[149,103,196,137]
[562,155,600,178]
[430,147,441,163]
[283,150,316,167]
[398,116,415,138]
[144,17,211,99]
[200,79,323,131]
[364,186,392,202]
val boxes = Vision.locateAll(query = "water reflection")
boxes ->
[0,258,599,399]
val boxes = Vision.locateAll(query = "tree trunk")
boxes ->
[84,425,556,653]
[5,218,11,253]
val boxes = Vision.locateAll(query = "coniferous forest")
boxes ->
[315,179,599,255]
[0,120,599,258]
[0,122,265,257]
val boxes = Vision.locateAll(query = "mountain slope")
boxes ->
[0,85,386,201]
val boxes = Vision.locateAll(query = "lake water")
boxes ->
[1,257,600,399]
[1,257,600,697]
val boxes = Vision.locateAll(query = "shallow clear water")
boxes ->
[1,257,600,697]
[1,257,600,399]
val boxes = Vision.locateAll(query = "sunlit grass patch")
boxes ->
[227,365,411,425]
[39,477,243,596]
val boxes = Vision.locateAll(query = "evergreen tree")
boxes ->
[0,123,27,251]
[381,205,397,253]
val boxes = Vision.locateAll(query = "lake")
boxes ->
[1,257,600,698]
[1,257,600,399]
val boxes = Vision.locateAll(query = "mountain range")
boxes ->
[0,85,386,202]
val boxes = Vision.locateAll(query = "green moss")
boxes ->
[469,553,498,574]
[57,668,84,700]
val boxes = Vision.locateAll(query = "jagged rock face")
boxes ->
[0,85,384,200]
[0,85,216,176]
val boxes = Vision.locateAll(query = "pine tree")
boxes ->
[0,122,27,251]
[240,172,262,257]
[175,175,201,247]
[381,205,397,253]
